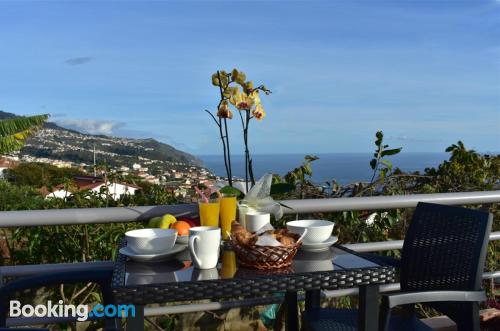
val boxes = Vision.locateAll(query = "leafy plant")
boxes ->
[270,183,296,195]
[0,179,180,330]
[284,155,319,185]
[423,140,499,192]
[0,114,48,153]
[5,162,84,187]
[370,131,402,182]
[219,185,244,199]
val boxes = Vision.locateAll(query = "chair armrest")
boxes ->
[382,290,486,309]
[379,290,486,331]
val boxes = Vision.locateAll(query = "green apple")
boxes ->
[148,217,161,228]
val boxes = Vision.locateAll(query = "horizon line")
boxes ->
[196,151,500,157]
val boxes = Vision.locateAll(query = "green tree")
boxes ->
[0,114,48,153]
[6,162,84,187]
[423,141,499,192]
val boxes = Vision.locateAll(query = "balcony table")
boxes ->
[111,240,395,331]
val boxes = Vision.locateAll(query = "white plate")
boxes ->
[176,235,189,245]
[119,244,186,262]
[300,236,338,252]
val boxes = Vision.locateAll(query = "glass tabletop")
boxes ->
[123,244,380,287]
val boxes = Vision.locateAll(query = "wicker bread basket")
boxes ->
[231,233,302,270]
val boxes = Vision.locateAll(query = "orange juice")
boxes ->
[221,250,237,278]
[199,199,220,227]
[219,195,237,240]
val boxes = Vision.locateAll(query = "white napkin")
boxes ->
[255,233,282,247]
[238,174,284,220]
[254,223,275,235]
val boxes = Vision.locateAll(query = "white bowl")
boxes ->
[287,220,334,244]
[125,228,177,254]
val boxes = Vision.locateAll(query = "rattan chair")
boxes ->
[302,202,493,331]
[0,267,119,331]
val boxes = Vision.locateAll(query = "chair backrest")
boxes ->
[400,202,492,293]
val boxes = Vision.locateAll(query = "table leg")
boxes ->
[305,289,321,311]
[284,291,299,331]
[358,284,379,331]
[126,305,144,331]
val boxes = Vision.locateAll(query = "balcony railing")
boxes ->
[1,190,499,327]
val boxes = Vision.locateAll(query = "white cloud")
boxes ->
[56,119,124,135]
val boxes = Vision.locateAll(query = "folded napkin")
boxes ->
[255,234,282,247]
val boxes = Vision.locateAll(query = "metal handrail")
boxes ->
[1,190,499,227]
[280,190,500,213]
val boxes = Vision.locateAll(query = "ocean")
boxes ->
[198,153,449,185]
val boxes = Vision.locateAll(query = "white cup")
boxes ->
[245,212,271,233]
[237,202,256,229]
[189,226,221,269]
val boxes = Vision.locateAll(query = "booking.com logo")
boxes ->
[10,300,135,321]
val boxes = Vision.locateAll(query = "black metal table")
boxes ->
[112,241,395,331]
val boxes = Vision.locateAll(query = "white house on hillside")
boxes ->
[42,176,141,200]
[0,158,14,179]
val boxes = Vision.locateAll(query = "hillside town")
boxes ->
[0,114,225,201]
[0,111,220,201]
[0,153,219,201]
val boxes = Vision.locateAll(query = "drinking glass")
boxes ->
[221,250,237,279]
[198,198,220,227]
[219,194,237,240]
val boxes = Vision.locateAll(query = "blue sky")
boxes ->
[0,0,499,155]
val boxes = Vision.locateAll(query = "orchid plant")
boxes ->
[205,69,271,192]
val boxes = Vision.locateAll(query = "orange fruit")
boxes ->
[171,221,191,236]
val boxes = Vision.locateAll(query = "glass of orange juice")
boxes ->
[221,250,237,278]
[198,198,220,227]
[219,194,237,240]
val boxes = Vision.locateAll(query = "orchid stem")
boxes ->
[216,71,233,187]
